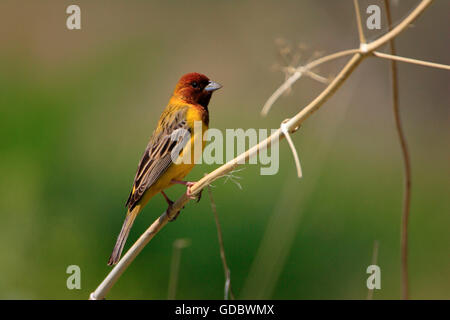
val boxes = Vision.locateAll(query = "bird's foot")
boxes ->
[167,202,181,222]
[171,180,202,202]
[186,187,202,203]
[168,208,181,222]
[162,191,179,222]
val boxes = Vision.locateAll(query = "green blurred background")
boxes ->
[0,0,448,299]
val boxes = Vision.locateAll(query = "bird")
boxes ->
[107,72,222,265]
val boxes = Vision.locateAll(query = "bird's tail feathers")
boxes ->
[107,206,140,266]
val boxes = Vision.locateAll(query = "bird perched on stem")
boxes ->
[108,72,222,265]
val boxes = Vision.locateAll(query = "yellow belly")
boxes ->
[138,117,207,207]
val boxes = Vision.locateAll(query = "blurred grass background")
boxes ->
[0,0,448,299]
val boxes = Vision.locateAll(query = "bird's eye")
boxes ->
[191,81,198,88]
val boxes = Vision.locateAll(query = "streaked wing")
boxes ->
[125,107,190,210]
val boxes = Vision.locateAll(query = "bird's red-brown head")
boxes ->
[172,72,222,108]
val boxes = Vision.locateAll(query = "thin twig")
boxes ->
[367,240,380,300]
[262,0,437,117]
[305,49,361,70]
[89,0,434,300]
[304,70,330,84]
[283,67,329,85]
[261,49,360,116]
[353,0,366,44]
[365,0,432,52]
[281,120,302,178]
[373,51,450,70]
[384,0,412,300]
[207,185,235,300]
[222,168,244,190]
[167,238,191,300]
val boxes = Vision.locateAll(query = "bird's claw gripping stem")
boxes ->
[171,180,202,203]
[186,183,202,203]
[166,201,182,222]
[161,191,180,221]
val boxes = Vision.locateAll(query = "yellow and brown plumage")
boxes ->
[108,72,222,265]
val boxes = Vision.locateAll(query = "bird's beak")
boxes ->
[204,81,222,92]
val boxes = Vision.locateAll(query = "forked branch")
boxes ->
[90,0,440,300]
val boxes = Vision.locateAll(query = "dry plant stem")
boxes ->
[263,0,437,117]
[207,186,235,300]
[384,0,412,300]
[305,49,361,70]
[367,0,433,51]
[281,121,302,178]
[167,245,181,300]
[261,49,360,116]
[304,70,329,84]
[367,240,380,300]
[90,0,433,300]
[373,51,450,70]
[353,0,366,44]
[167,239,191,300]
[89,213,171,300]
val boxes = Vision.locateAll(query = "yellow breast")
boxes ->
[148,105,208,197]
